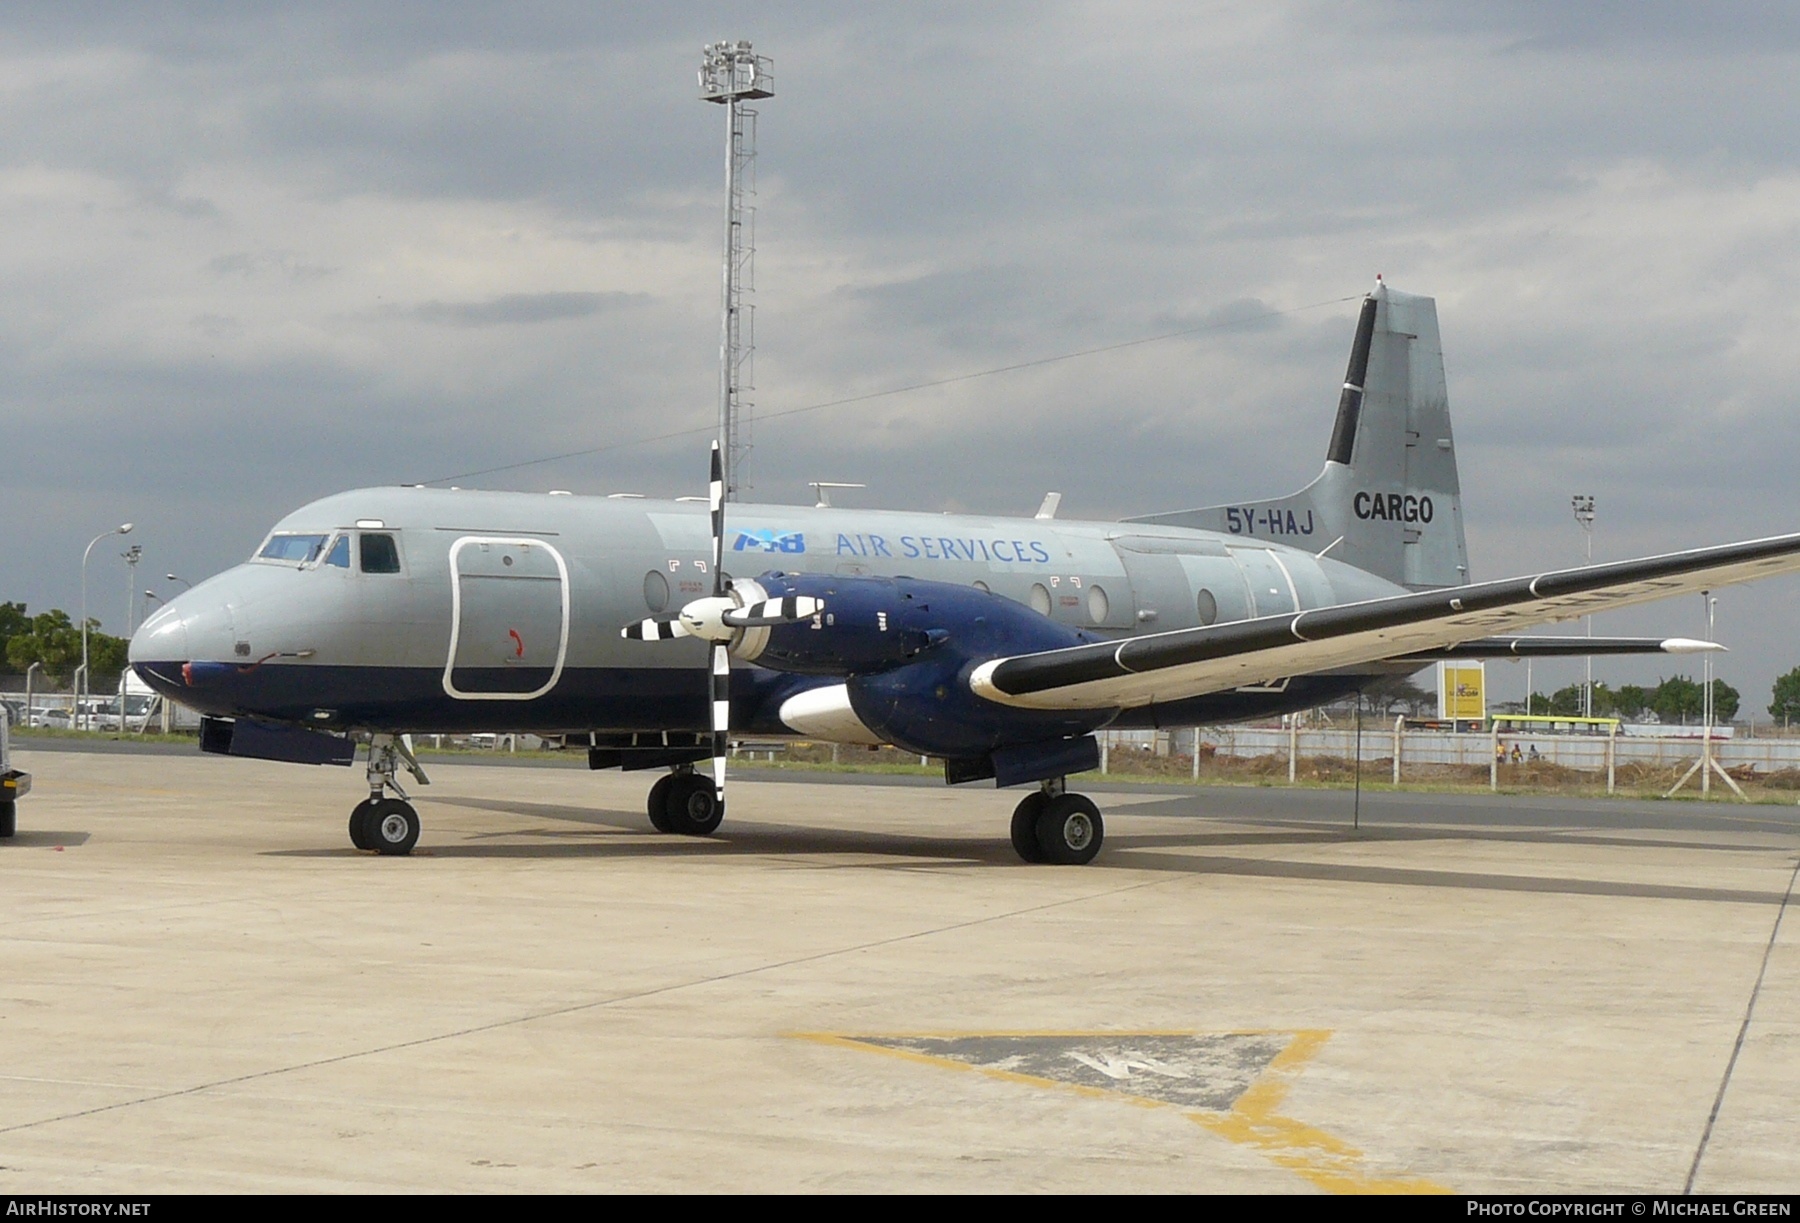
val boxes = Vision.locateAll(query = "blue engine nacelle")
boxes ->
[741,572,1116,759]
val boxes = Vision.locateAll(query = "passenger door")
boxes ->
[443,537,570,699]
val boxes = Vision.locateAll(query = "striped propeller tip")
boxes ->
[622,619,689,640]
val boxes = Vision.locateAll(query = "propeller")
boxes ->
[620,442,825,825]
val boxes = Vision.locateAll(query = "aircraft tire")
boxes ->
[368,798,420,856]
[1035,794,1103,865]
[348,799,378,851]
[646,773,677,834]
[1009,792,1048,863]
[0,800,14,839]
[663,773,723,836]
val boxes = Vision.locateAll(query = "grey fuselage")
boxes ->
[129,486,1412,737]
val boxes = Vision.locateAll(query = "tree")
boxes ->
[1771,667,1800,724]
[0,601,27,673]
[88,632,130,687]
[1612,685,1652,720]
[1547,684,1585,716]
[1708,678,1740,723]
[1366,674,1435,717]
[1651,675,1704,724]
[3,609,126,685]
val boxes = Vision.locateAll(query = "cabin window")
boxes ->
[643,570,670,613]
[258,533,330,564]
[323,535,350,568]
[1028,583,1052,616]
[1087,585,1110,624]
[360,533,402,574]
[1197,588,1218,625]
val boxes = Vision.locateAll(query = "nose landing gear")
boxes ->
[1009,777,1104,865]
[349,734,430,855]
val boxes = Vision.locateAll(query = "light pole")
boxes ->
[1702,592,1717,796]
[699,39,773,500]
[1571,495,1596,716]
[165,573,191,591]
[122,544,142,636]
[81,523,133,731]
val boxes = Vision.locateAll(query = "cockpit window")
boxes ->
[323,535,350,568]
[360,533,401,574]
[257,533,330,564]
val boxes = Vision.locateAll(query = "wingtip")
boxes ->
[1660,637,1727,653]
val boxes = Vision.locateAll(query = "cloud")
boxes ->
[408,290,645,326]
[4,2,1800,704]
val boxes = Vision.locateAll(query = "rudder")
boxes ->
[1128,279,1470,590]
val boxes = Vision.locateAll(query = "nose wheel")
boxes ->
[1010,781,1104,865]
[349,734,430,855]
[351,797,420,855]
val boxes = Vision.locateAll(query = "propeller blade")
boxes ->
[710,441,725,600]
[708,442,729,815]
[710,639,729,814]
[621,618,692,641]
[721,595,826,628]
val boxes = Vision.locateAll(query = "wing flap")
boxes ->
[970,532,1800,710]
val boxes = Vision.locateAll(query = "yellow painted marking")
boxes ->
[793,1028,1450,1195]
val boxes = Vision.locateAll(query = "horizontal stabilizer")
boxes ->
[1398,636,1724,661]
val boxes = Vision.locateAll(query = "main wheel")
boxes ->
[349,798,378,851]
[646,773,677,834]
[0,800,14,839]
[368,797,420,856]
[1035,793,1103,865]
[663,772,723,836]
[1009,792,1048,863]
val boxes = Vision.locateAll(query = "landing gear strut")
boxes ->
[349,734,429,855]
[646,765,724,837]
[1010,778,1104,865]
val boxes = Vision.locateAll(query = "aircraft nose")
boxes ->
[129,579,243,700]
[129,598,192,666]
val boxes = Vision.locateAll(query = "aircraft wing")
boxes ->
[969,532,1800,711]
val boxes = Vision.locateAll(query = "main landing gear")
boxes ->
[646,766,724,837]
[349,734,430,856]
[1010,778,1104,865]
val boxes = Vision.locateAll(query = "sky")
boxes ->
[5,1,1800,715]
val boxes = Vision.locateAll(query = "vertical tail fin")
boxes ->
[1127,279,1471,590]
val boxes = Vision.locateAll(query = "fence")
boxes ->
[1096,721,1800,796]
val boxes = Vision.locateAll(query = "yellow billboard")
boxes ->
[1438,661,1486,722]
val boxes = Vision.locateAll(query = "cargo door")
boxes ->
[443,537,570,699]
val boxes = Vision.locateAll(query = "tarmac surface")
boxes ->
[2,746,1797,1193]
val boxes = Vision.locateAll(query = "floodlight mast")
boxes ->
[1571,494,1596,716]
[699,40,773,502]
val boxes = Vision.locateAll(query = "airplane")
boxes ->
[128,279,1800,864]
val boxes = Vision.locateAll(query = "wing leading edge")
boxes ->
[969,532,1800,711]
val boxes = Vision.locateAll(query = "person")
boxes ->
[1527,744,1541,761]
[1496,741,1507,765]
[1510,743,1524,764]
